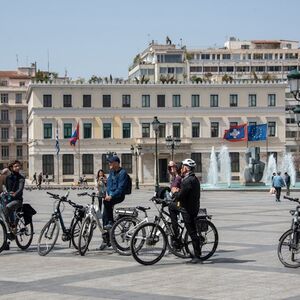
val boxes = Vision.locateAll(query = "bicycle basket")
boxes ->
[115,207,138,218]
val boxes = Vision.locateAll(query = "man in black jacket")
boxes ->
[171,158,201,264]
[5,160,25,229]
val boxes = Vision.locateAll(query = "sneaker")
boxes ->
[98,241,111,250]
[3,242,10,251]
[103,222,113,230]
[187,257,202,264]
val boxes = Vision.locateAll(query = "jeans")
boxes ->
[102,196,124,226]
[275,187,281,201]
[6,199,22,225]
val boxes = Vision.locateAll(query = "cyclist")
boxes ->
[171,158,201,264]
[5,160,25,232]
[99,155,128,250]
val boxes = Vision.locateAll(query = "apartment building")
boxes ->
[26,81,286,185]
[0,66,35,175]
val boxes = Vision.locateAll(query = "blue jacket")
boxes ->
[272,175,285,188]
[107,168,127,200]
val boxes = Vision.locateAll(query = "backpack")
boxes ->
[124,173,132,195]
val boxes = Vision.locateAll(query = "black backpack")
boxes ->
[124,173,132,195]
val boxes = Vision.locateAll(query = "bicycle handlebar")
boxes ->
[46,191,60,199]
[77,192,88,196]
[77,192,96,198]
[283,196,300,203]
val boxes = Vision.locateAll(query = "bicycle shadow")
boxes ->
[204,257,256,264]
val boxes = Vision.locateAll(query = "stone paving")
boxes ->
[0,188,300,300]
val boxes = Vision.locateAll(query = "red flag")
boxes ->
[223,123,248,142]
[70,123,79,146]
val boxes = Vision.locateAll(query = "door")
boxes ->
[159,158,169,183]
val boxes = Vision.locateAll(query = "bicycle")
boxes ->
[37,191,85,256]
[109,206,151,256]
[130,197,195,265]
[0,192,35,253]
[277,195,300,268]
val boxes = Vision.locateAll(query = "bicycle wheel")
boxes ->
[184,220,218,261]
[37,218,60,256]
[130,222,167,265]
[15,216,34,250]
[167,225,191,259]
[0,220,7,253]
[78,217,94,256]
[278,229,300,268]
[110,216,140,256]
[70,218,82,250]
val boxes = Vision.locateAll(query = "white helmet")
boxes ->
[182,158,196,168]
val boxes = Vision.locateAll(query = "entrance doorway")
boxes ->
[159,158,169,183]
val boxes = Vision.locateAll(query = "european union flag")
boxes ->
[223,124,248,142]
[248,124,267,141]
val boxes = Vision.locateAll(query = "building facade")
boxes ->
[27,81,286,185]
[0,67,35,174]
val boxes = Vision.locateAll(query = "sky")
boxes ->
[1,0,299,80]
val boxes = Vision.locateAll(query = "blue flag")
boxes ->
[223,124,248,142]
[248,124,267,141]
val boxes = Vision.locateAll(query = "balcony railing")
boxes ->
[0,120,10,124]
[15,119,23,124]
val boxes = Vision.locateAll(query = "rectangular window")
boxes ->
[0,93,8,104]
[1,110,9,121]
[268,121,276,137]
[210,95,219,107]
[123,123,131,138]
[211,122,219,137]
[16,145,23,159]
[63,94,72,107]
[122,95,131,107]
[15,93,22,104]
[142,95,150,107]
[16,110,22,122]
[63,154,74,175]
[268,94,276,106]
[121,154,132,173]
[102,154,110,173]
[249,121,257,126]
[142,123,150,138]
[191,153,202,172]
[43,95,52,107]
[44,123,52,139]
[64,123,72,138]
[248,94,257,107]
[191,95,200,107]
[2,146,9,159]
[192,122,200,138]
[1,128,9,140]
[230,94,238,107]
[157,95,165,107]
[230,153,240,172]
[83,95,91,107]
[42,155,54,175]
[103,123,111,138]
[103,95,111,107]
[230,122,238,127]
[82,154,94,174]
[83,123,92,139]
[16,128,22,140]
[173,123,181,138]
[172,95,181,107]
[158,123,166,138]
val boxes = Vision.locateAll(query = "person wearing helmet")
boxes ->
[171,158,201,264]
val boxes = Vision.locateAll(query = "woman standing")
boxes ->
[95,169,107,212]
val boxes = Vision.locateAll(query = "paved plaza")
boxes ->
[0,187,300,300]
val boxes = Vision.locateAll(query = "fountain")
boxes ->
[207,146,218,186]
[264,154,277,186]
[281,153,296,187]
[219,145,231,187]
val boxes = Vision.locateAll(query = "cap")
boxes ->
[107,156,120,163]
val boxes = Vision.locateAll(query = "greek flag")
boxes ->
[55,127,60,155]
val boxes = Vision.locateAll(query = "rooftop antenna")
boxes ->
[16,54,19,67]
[147,33,151,44]
[47,49,50,73]
[180,38,182,48]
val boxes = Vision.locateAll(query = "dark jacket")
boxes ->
[5,172,25,200]
[107,168,127,200]
[174,172,200,216]
[284,174,291,186]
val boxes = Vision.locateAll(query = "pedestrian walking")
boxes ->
[95,169,107,213]
[45,173,49,185]
[32,172,37,185]
[272,171,286,202]
[37,172,43,189]
[284,172,291,196]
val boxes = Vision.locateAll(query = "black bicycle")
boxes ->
[278,196,300,268]
[37,191,85,256]
[0,193,36,253]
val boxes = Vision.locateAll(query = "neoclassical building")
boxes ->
[26,81,286,185]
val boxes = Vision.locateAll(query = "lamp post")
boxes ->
[165,135,181,161]
[131,144,142,189]
[152,116,160,193]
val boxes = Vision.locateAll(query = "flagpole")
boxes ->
[78,124,80,180]
[56,121,60,184]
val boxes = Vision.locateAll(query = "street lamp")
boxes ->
[165,135,181,161]
[152,116,160,193]
[287,70,300,127]
[131,144,142,189]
